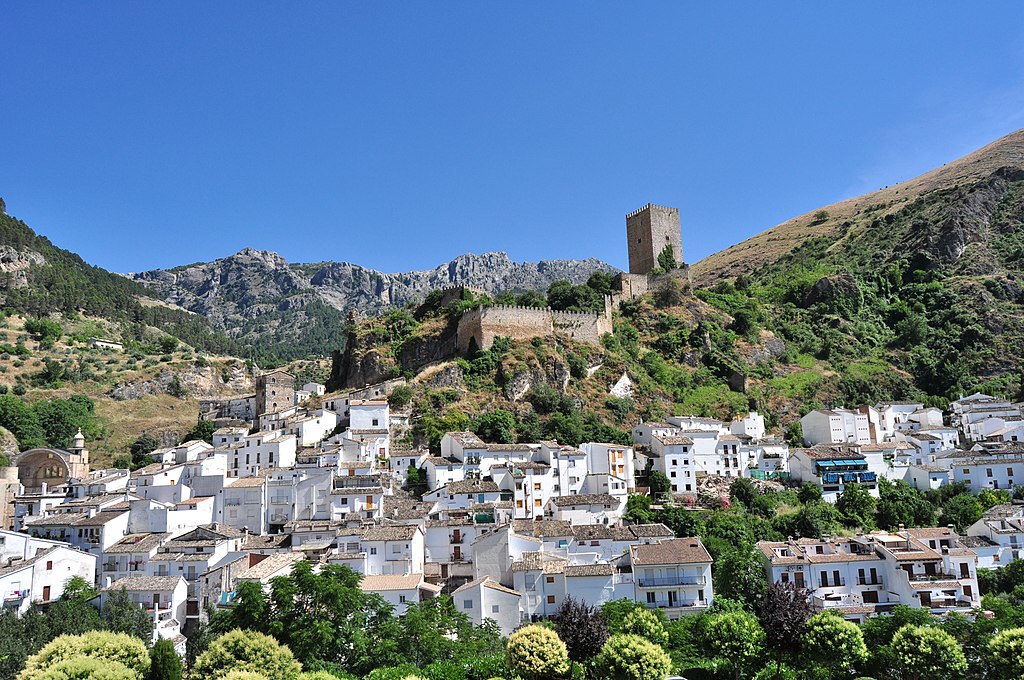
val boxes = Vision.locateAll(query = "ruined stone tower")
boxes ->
[626,203,682,274]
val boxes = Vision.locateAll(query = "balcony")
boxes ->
[638,575,706,588]
[449,534,464,544]
[224,498,242,506]
[856,577,883,585]
[102,563,119,572]
[450,553,470,563]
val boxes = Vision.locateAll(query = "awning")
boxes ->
[816,460,836,468]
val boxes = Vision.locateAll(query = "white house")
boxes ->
[0,544,96,613]
[359,572,441,613]
[801,409,874,446]
[452,576,521,635]
[630,538,714,619]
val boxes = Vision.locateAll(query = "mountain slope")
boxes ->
[0,209,239,355]
[690,127,1024,402]
[693,128,1024,285]
[130,250,617,360]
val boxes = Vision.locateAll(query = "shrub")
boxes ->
[593,634,671,680]
[505,625,570,680]
[191,629,302,680]
[21,631,150,678]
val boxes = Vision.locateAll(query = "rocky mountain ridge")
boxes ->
[129,250,618,357]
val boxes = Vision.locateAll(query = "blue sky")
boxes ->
[3,3,1024,274]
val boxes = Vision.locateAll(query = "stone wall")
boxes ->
[456,297,613,352]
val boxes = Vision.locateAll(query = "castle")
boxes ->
[456,203,687,352]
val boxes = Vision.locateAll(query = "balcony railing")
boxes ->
[638,575,706,587]
[908,572,957,582]
[102,563,118,572]
[856,577,883,585]
[646,599,707,610]
[449,534,464,544]
[450,554,470,563]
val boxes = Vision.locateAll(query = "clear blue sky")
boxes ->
[3,3,1024,274]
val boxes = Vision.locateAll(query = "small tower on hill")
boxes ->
[626,203,683,274]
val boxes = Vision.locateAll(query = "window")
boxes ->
[534,483,541,491]
[670,471,677,478]
[646,592,655,604]
[399,595,407,603]
[516,500,524,508]
[463,599,473,609]
[988,469,994,477]
[370,547,377,555]
[781,572,789,583]
[534,499,542,507]
[491,605,500,614]
[546,595,555,604]
[546,576,555,584]
[372,419,379,426]
[1009,468,1014,477]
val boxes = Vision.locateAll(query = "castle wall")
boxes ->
[456,298,612,353]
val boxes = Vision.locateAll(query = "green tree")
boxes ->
[657,245,678,272]
[729,478,758,510]
[876,479,937,529]
[890,625,967,680]
[0,394,46,449]
[648,472,671,498]
[387,385,413,409]
[21,631,150,678]
[703,611,765,680]
[158,336,179,354]
[24,318,63,346]
[987,627,1024,680]
[836,482,876,529]
[129,433,161,470]
[796,483,822,505]
[623,495,653,524]
[191,629,302,680]
[801,611,867,680]
[505,625,569,680]
[621,609,667,647]
[713,548,768,607]
[148,638,182,680]
[183,419,216,444]
[941,493,984,532]
[102,588,152,640]
[593,634,671,680]
[472,410,516,444]
[262,561,396,673]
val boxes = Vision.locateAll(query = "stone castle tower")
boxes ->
[626,203,683,274]
[256,370,295,417]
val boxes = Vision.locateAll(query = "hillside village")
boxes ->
[4,204,1024,666]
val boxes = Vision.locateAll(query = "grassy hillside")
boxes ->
[0,311,255,464]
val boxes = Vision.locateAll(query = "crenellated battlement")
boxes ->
[626,203,679,219]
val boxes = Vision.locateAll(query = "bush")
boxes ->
[24,657,138,680]
[21,631,150,678]
[593,634,671,680]
[505,625,570,680]
[191,629,302,680]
